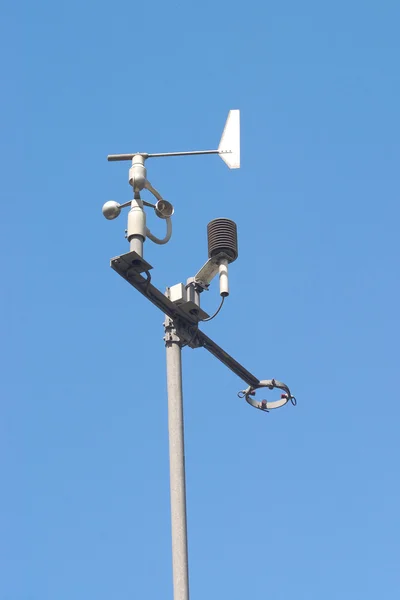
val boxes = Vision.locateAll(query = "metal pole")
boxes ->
[129,235,143,256]
[164,317,190,600]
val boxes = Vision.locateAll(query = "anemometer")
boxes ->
[102,110,239,262]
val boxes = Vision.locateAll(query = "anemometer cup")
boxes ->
[238,379,296,412]
[155,199,174,219]
[102,200,122,220]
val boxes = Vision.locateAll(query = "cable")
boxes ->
[201,295,225,322]
[146,218,172,245]
[141,270,152,294]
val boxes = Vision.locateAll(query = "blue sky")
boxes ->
[1,1,399,598]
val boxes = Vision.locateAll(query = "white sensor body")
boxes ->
[127,198,147,255]
[129,154,147,191]
[218,259,229,297]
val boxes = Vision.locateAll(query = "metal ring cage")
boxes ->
[238,379,296,412]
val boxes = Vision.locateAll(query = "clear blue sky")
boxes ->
[1,1,399,598]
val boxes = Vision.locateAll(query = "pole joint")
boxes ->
[164,316,184,347]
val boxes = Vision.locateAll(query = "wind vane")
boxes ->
[107,108,240,166]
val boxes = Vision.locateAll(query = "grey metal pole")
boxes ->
[164,317,190,600]
[129,235,144,256]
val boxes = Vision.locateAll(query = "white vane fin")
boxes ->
[218,109,240,169]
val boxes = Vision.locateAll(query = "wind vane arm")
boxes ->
[107,150,219,161]
[107,109,240,168]
[147,150,220,158]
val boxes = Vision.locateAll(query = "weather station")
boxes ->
[102,110,296,600]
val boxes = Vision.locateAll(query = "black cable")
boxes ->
[201,295,225,322]
[142,270,152,294]
[183,295,225,348]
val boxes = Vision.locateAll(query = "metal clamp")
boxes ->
[238,379,296,412]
